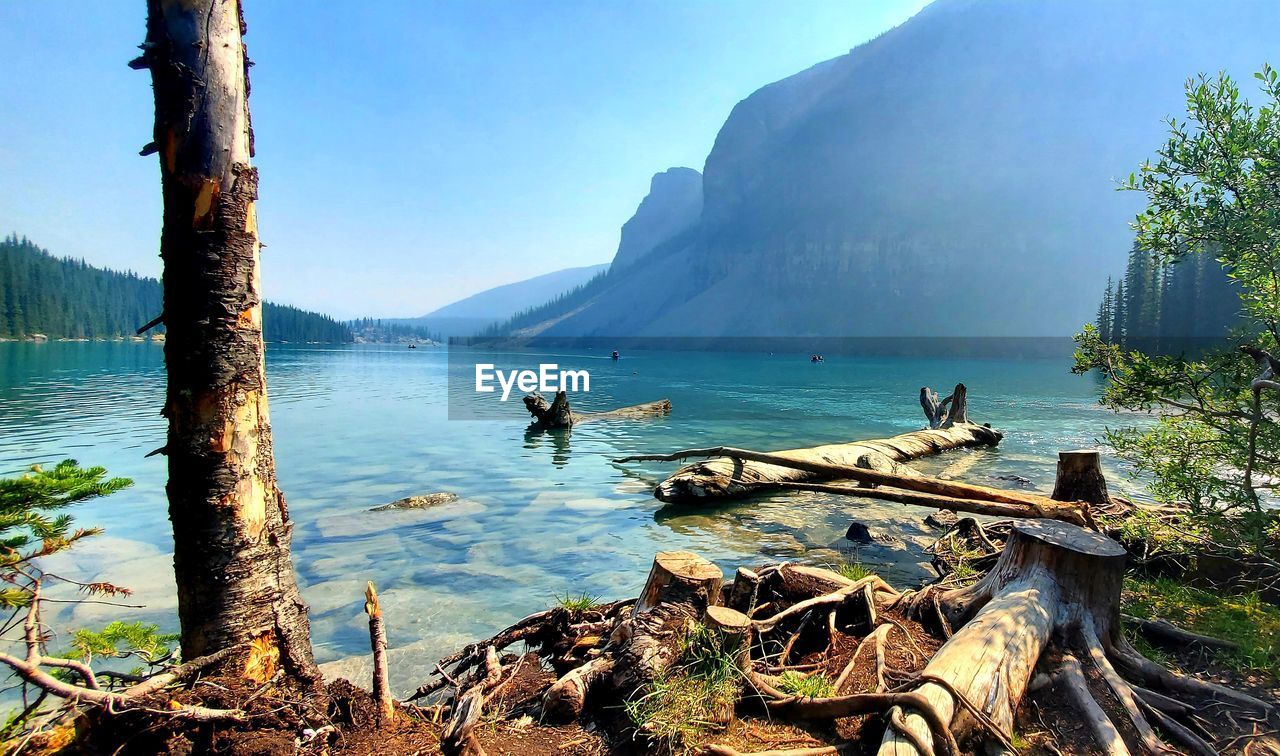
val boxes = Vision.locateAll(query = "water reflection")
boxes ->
[522,426,573,467]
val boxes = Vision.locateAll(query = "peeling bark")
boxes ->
[143,0,317,683]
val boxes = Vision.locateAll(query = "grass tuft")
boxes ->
[776,671,835,698]
[623,621,745,749]
[835,561,873,581]
[553,591,600,611]
[1123,576,1280,679]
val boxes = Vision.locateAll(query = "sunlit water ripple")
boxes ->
[0,342,1134,694]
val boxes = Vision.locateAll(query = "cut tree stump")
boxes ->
[727,567,761,615]
[610,552,724,698]
[633,551,724,616]
[883,520,1126,754]
[1051,449,1110,505]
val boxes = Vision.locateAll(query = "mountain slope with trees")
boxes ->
[0,235,352,343]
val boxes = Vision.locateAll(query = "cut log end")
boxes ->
[634,551,724,617]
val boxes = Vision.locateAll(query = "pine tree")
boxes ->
[0,237,352,342]
[1096,277,1114,343]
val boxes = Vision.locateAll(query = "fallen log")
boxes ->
[754,480,1092,527]
[523,390,670,430]
[618,445,1099,528]
[618,383,999,503]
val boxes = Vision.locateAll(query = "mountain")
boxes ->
[0,235,352,343]
[611,168,702,271]
[498,0,1280,338]
[398,263,608,337]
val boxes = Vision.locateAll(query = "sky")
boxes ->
[0,1,931,318]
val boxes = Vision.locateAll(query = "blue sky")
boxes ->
[0,1,930,318]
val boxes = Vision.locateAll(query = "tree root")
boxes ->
[418,533,1274,756]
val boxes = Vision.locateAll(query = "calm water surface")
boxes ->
[0,342,1132,693]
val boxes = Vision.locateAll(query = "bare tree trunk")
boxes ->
[365,582,395,722]
[141,0,318,683]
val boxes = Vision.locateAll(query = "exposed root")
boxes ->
[417,530,1274,756]
[1056,653,1130,756]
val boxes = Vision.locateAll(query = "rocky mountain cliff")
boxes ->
[611,167,702,271]
[502,0,1279,338]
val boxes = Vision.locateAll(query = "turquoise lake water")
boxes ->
[0,341,1135,694]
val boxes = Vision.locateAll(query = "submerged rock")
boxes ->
[370,492,459,512]
[992,474,1033,486]
[924,510,959,530]
[845,522,903,547]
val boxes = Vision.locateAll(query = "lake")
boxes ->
[0,341,1133,695]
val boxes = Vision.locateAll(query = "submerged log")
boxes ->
[523,390,671,430]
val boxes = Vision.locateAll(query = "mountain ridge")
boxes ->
[498,0,1279,338]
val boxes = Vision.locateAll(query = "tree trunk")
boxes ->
[142,0,318,682]
[1051,449,1110,505]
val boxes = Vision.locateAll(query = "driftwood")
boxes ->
[755,480,1093,527]
[616,383,999,503]
[619,446,1098,527]
[919,383,969,429]
[523,390,671,431]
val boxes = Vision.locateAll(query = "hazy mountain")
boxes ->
[611,168,702,271]
[397,263,608,337]
[500,0,1279,338]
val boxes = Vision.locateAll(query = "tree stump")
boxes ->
[882,520,1126,754]
[726,567,761,615]
[705,605,751,660]
[1051,449,1110,505]
[633,551,724,617]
